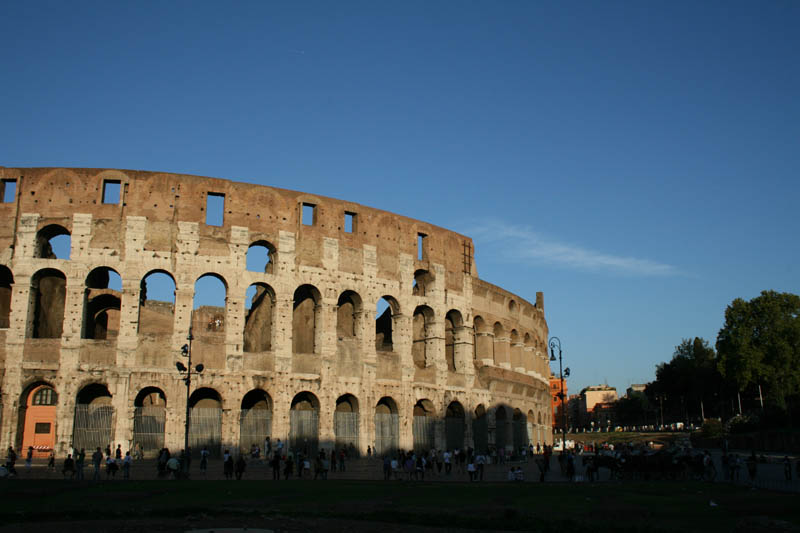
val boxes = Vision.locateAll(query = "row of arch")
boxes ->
[18,382,548,458]
[4,264,546,373]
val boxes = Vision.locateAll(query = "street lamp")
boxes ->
[549,337,570,451]
[177,326,204,474]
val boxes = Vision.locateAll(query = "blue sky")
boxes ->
[2,1,798,395]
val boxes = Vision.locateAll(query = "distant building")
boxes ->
[550,373,568,430]
[578,385,618,429]
[626,384,647,397]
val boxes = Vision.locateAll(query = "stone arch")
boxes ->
[73,383,114,453]
[375,295,399,352]
[189,387,223,457]
[244,283,275,352]
[17,381,57,456]
[445,310,463,372]
[472,404,488,454]
[336,290,361,339]
[35,224,71,259]
[412,398,436,452]
[493,322,509,367]
[334,393,360,451]
[412,305,434,369]
[246,240,276,274]
[292,284,321,354]
[412,269,434,296]
[0,265,13,328]
[510,329,521,370]
[239,389,273,453]
[133,387,166,454]
[374,397,399,455]
[138,270,176,335]
[290,391,320,455]
[82,267,122,340]
[445,401,466,451]
[473,316,491,362]
[28,268,66,339]
[193,273,228,333]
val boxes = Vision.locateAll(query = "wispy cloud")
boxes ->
[469,220,680,277]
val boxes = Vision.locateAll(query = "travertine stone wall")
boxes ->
[0,167,553,455]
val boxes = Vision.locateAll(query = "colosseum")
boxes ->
[0,167,552,459]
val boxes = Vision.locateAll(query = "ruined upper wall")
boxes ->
[0,167,475,291]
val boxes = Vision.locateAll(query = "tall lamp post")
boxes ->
[549,337,570,450]
[176,326,204,473]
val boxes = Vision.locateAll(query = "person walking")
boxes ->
[75,449,85,480]
[199,446,209,476]
[62,454,75,479]
[91,447,103,481]
[123,451,132,479]
[24,446,33,473]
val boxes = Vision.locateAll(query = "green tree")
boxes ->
[716,290,800,410]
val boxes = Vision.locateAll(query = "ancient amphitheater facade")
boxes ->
[0,167,552,458]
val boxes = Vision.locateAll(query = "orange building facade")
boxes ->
[549,374,568,430]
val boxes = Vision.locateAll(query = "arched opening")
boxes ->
[133,387,166,455]
[336,291,360,339]
[290,391,319,456]
[412,399,436,452]
[243,283,275,352]
[28,269,66,338]
[334,394,359,452]
[246,240,276,274]
[375,296,398,352]
[473,316,491,362]
[35,224,71,259]
[73,383,113,453]
[0,265,13,328]
[510,330,521,369]
[445,401,465,451]
[445,310,463,372]
[82,267,122,340]
[494,406,508,454]
[189,388,222,457]
[412,306,434,369]
[292,285,319,354]
[239,389,272,453]
[472,404,488,454]
[513,408,528,454]
[493,322,508,366]
[524,333,532,372]
[374,397,399,456]
[193,274,227,333]
[412,269,434,296]
[18,382,57,457]
[138,270,175,335]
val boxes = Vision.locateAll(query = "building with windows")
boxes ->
[549,373,568,430]
[0,167,553,457]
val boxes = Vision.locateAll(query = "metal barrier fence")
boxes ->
[374,413,399,456]
[189,407,222,457]
[290,409,318,456]
[239,409,272,453]
[133,406,165,454]
[334,411,359,451]
[72,405,113,452]
[413,415,436,452]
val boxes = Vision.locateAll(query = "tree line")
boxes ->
[613,290,800,430]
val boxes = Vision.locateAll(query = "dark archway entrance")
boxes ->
[239,389,272,454]
[290,392,319,456]
[73,384,113,452]
[133,388,166,456]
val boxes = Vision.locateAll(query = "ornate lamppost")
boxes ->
[549,337,570,450]
[176,326,204,473]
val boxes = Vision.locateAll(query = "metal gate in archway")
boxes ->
[374,413,399,455]
[334,411,359,451]
[513,418,528,452]
[495,419,508,452]
[73,405,114,452]
[413,415,436,452]
[445,416,465,451]
[239,409,272,453]
[133,406,165,454]
[189,407,222,457]
[290,409,319,456]
[472,416,488,454]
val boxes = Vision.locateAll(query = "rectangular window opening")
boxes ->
[344,211,356,233]
[302,203,315,226]
[206,193,225,226]
[417,233,427,261]
[102,180,121,204]
[34,422,51,434]
[2,180,17,203]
